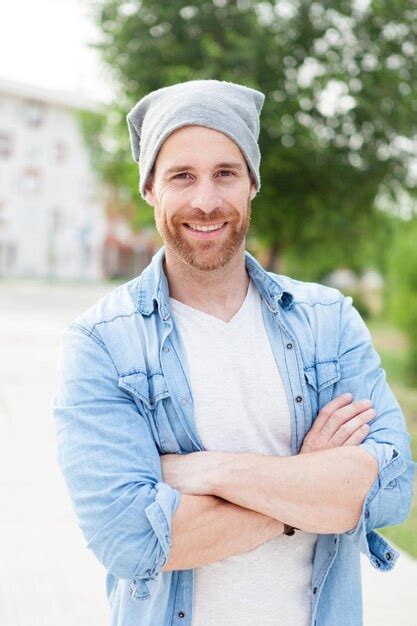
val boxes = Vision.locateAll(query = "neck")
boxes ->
[163,243,250,320]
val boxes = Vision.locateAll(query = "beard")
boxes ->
[154,199,252,272]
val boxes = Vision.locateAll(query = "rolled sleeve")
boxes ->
[145,481,181,562]
[333,296,417,571]
[130,482,181,599]
[53,323,181,599]
[345,441,415,571]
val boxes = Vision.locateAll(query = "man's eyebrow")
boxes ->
[163,162,244,176]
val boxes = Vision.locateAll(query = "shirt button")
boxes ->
[180,398,188,405]
[162,346,170,352]
[313,586,318,594]
[365,509,370,519]
[295,395,303,403]
[178,611,185,618]
[286,343,293,349]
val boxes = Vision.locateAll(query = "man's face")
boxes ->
[144,125,257,271]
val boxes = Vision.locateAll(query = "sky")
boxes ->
[0,0,114,103]
[0,0,370,108]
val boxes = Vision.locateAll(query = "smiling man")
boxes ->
[53,79,416,626]
[150,126,253,272]
[146,123,255,321]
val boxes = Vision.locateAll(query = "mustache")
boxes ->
[173,210,236,224]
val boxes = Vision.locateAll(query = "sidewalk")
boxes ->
[0,280,416,625]
[361,548,417,625]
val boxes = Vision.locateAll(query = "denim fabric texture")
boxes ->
[53,245,417,626]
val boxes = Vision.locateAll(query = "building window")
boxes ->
[0,132,12,159]
[54,139,68,164]
[21,166,42,195]
[24,100,46,127]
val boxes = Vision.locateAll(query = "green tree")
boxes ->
[82,0,417,269]
[386,218,417,383]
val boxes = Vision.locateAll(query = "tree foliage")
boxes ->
[82,0,417,267]
[386,217,417,383]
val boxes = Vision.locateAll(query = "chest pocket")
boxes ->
[118,371,181,454]
[303,358,341,418]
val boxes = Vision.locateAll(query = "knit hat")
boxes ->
[126,79,265,201]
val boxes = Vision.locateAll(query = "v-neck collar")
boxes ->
[136,246,294,319]
[169,278,255,328]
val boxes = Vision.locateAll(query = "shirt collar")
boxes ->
[136,245,294,319]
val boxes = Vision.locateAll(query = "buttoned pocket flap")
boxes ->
[304,359,341,393]
[118,371,170,410]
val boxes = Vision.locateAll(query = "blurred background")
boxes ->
[0,1,416,624]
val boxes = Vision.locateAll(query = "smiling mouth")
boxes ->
[182,222,228,238]
[184,222,227,232]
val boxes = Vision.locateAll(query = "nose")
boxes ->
[189,176,223,214]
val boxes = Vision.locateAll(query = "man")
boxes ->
[53,80,416,626]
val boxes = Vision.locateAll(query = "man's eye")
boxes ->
[172,171,233,180]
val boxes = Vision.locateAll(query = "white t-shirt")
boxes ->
[169,278,318,626]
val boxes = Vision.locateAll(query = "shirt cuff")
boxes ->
[344,441,409,571]
[130,481,181,599]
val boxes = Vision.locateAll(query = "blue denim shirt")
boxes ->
[53,245,416,626]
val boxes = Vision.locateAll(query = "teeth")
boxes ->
[187,223,225,232]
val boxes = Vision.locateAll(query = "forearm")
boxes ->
[209,446,378,534]
[162,493,284,572]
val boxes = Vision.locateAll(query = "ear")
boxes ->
[249,179,257,202]
[143,176,156,206]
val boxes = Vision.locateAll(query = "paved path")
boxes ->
[0,280,416,626]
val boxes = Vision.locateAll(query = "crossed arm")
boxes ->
[162,492,284,571]
[55,302,414,584]
[162,443,378,572]
[161,297,414,573]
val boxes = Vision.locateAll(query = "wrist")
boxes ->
[209,451,257,497]
[199,451,234,495]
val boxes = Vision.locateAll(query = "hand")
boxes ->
[299,393,376,454]
[160,450,221,495]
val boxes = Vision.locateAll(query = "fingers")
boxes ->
[311,394,372,439]
[321,400,372,439]
[301,393,376,455]
[343,423,371,446]
[310,393,354,433]
[328,407,376,446]
[319,399,373,440]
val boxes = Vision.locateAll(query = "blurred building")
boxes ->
[0,76,108,279]
[324,268,358,291]
[324,267,384,293]
[102,182,161,279]
[324,266,384,316]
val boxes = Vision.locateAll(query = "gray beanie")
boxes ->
[126,79,265,201]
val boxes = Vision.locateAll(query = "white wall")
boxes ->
[0,88,106,279]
